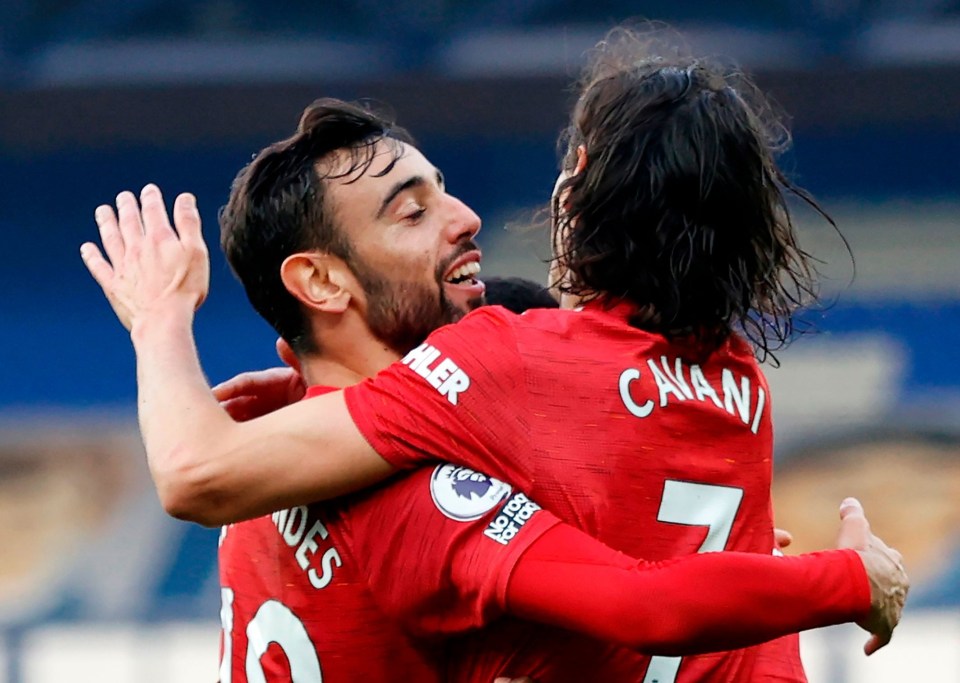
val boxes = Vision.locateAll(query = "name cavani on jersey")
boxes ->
[619,356,766,434]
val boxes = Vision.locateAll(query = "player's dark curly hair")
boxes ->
[220,98,412,353]
[553,28,834,362]
[484,276,559,314]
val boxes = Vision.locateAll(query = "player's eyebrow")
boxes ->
[375,169,444,219]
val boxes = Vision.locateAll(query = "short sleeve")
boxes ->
[343,306,533,487]
[337,464,560,638]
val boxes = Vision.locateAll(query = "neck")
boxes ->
[559,291,586,309]
[298,314,404,389]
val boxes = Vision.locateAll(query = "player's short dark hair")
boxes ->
[484,277,559,314]
[220,98,413,354]
[554,27,834,361]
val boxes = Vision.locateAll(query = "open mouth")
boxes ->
[444,260,482,286]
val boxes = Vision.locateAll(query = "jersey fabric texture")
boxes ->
[344,301,809,682]
[218,386,558,682]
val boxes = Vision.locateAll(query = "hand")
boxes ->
[774,527,793,550]
[81,185,209,332]
[213,366,306,421]
[835,497,908,656]
[494,678,534,683]
[213,337,306,421]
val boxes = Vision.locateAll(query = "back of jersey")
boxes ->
[218,504,439,683]
[512,304,799,681]
[346,303,806,682]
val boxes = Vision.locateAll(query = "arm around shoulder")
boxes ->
[133,310,393,526]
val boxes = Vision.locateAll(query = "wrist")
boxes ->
[130,300,196,346]
[841,548,874,621]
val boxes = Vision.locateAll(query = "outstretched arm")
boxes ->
[506,499,906,656]
[81,186,394,525]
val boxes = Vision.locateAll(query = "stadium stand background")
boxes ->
[1,1,958,680]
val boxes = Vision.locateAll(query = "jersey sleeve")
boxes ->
[343,307,533,487]
[338,464,560,639]
[506,524,872,655]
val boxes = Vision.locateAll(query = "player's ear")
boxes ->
[279,252,353,315]
[574,144,587,175]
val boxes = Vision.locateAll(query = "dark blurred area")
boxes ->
[1,2,958,681]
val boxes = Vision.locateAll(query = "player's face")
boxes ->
[326,140,484,352]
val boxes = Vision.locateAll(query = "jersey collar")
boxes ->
[579,297,642,322]
[304,385,338,399]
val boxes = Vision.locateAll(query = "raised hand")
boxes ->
[835,497,909,655]
[81,184,210,332]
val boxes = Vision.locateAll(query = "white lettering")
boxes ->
[438,369,470,405]
[425,357,458,389]
[751,386,766,434]
[722,369,751,425]
[308,547,343,589]
[660,356,693,399]
[689,364,722,408]
[619,360,760,435]
[282,506,309,547]
[294,519,330,571]
[484,492,541,545]
[401,343,434,368]
[619,368,654,418]
[405,345,471,405]
[647,359,687,406]
[413,347,443,378]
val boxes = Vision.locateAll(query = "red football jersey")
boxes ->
[218,388,560,682]
[344,301,806,682]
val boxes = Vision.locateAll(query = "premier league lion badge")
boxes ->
[429,464,513,521]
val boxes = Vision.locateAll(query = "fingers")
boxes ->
[774,527,793,550]
[115,190,145,247]
[173,192,204,248]
[140,184,174,239]
[219,396,259,422]
[80,242,114,290]
[836,497,870,550]
[212,373,258,402]
[839,497,866,522]
[94,204,124,264]
[276,337,301,372]
[864,631,890,656]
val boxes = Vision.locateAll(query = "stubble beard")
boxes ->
[350,262,464,355]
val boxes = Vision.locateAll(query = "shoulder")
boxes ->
[350,464,513,524]
[450,304,589,340]
[433,305,518,337]
[432,305,583,336]
[722,333,763,370]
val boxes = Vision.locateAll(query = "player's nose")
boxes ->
[443,194,481,244]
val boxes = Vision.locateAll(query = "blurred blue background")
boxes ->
[1,2,959,681]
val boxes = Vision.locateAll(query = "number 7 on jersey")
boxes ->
[643,480,745,683]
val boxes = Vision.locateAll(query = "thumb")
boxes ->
[864,633,885,656]
[836,497,870,550]
[774,527,793,550]
[276,337,302,373]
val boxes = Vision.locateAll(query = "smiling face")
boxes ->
[323,139,484,352]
